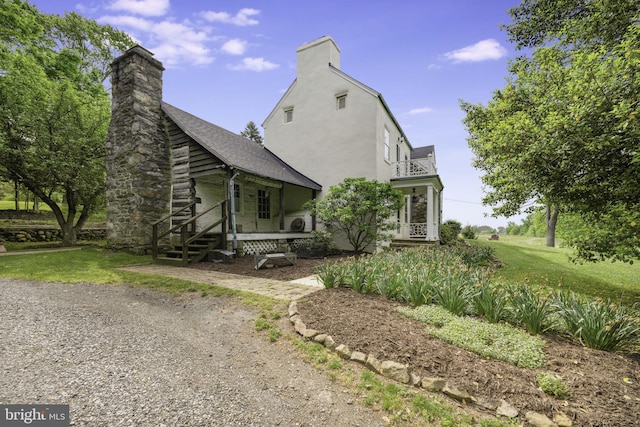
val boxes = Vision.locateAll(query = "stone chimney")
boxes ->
[296,36,341,81]
[105,45,171,253]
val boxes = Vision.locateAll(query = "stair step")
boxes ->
[165,250,201,258]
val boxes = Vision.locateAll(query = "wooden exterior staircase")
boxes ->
[152,200,228,266]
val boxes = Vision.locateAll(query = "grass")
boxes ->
[470,236,640,307]
[0,201,106,228]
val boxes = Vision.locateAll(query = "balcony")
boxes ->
[391,158,437,179]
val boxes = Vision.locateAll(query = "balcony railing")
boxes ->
[391,158,437,179]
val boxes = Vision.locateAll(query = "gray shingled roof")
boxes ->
[411,145,434,159]
[162,102,321,190]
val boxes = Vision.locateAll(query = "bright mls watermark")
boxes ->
[1,405,69,426]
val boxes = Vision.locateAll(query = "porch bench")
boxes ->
[254,252,297,270]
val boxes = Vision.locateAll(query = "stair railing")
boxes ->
[152,200,228,264]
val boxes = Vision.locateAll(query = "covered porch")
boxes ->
[391,157,443,242]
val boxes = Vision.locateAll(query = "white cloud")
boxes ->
[107,0,169,17]
[407,107,434,115]
[98,15,214,67]
[230,57,279,72]
[444,39,507,63]
[201,8,260,26]
[221,39,248,55]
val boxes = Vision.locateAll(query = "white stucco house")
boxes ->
[263,36,443,244]
[106,37,443,264]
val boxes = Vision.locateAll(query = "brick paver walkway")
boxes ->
[120,264,322,300]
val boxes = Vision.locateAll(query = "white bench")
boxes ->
[254,252,297,270]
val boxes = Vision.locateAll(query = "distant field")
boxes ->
[471,235,640,307]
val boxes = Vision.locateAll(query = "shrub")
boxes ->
[536,372,568,398]
[554,292,640,351]
[455,245,495,267]
[473,281,509,323]
[430,269,478,316]
[461,225,477,240]
[440,220,462,245]
[314,261,345,289]
[292,230,338,258]
[507,284,556,335]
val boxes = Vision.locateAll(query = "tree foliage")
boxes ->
[462,1,639,261]
[305,178,404,253]
[240,121,263,144]
[0,0,133,244]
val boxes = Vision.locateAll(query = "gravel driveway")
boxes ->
[0,279,385,426]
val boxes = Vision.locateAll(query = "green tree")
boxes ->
[0,0,132,245]
[504,0,638,50]
[240,121,263,144]
[305,178,404,253]
[462,3,639,260]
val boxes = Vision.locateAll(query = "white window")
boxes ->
[233,184,241,213]
[258,189,270,219]
[336,94,347,109]
[384,127,390,161]
[284,108,293,123]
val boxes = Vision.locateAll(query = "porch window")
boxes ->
[384,127,390,162]
[233,184,241,213]
[258,189,270,219]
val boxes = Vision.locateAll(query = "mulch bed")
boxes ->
[192,256,640,426]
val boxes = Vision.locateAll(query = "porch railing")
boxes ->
[391,158,437,179]
[408,222,428,237]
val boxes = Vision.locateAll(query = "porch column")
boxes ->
[426,185,435,240]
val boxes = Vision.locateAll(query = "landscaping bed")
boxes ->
[193,255,640,426]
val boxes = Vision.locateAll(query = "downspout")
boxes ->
[229,170,240,254]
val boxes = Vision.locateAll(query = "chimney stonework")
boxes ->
[105,46,171,254]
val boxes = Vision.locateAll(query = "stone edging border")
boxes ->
[288,300,573,427]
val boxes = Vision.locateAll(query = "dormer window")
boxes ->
[284,107,293,123]
[336,94,347,109]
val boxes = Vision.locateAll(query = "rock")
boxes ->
[350,351,367,364]
[442,383,474,403]
[410,372,421,387]
[289,314,300,324]
[421,377,446,392]
[335,344,351,359]
[313,334,327,344]
[365,354,382,373]
[553,411,572,427]
[379,361,410,384]
[496,399,519,418]
[288,301,298,317]
[475,397,497,411]
[323,335,336,350]
[525,411,557,427]
[293,319,306,335]
[302,328,318,338]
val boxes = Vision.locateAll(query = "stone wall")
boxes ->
[106,45,172,254]
[0,228,106,243]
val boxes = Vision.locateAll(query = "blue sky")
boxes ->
[32,0,525,229]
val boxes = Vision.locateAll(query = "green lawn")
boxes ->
[0,200,106,227]
[471,235,640,306]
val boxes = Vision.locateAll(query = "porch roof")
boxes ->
[162,102,322,190]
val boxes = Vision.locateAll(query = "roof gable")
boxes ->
[411,145,435,159]
[162,102,321,190]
